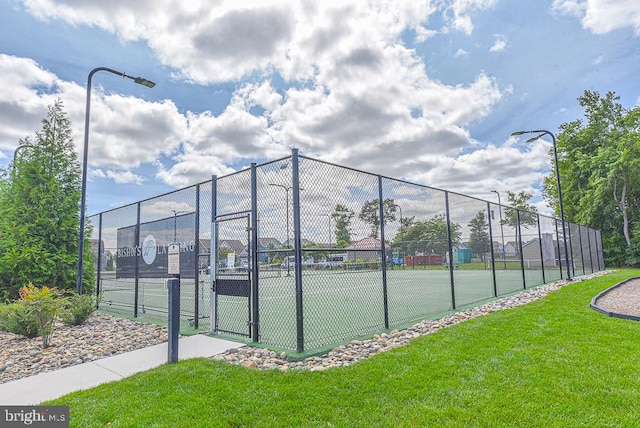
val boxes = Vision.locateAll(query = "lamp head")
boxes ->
[134,77,156,88]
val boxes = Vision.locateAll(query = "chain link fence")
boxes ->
[88,150,605,353]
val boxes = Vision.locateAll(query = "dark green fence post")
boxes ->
[517,210,526,289]
[96,213,103,306]
[487,202,497,297]
[536,214,546,284]
[292,149,304,352]
[378,175,389,329]
[251,163,260,342]
[134,202,141,317]
[445,192,456,310]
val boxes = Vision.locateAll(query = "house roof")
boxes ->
[345,237,392,250]
[219,239,245,254]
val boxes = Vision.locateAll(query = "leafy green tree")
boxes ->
[502,191,537,255]
[544,90,640,266]
[358,198,397,238]
[331,204,355,245]
[0,100,94,298]
[467,210,490,261]
[398,214,461,256]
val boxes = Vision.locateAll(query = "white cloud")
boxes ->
[11,1,508,192]
[552,0,640,35]
[489,34,507,52]
[454,48,469,57]
[92,169,145,184]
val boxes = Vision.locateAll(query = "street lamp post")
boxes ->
[11,143,35,179]
[510,129,571,280]
[172,210,190,243]
[269,183,292,276]
[491,190,507,269]
[77,67,155,294]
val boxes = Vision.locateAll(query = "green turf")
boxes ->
[48,269,640,427]
[99,265,594,353]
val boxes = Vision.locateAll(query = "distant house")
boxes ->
[259,237,282,249]
[219,239,245,254]
[521,233,557,267]
[344,237,392,261]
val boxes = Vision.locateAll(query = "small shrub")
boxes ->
[19,283,61,347]
[60,293,97,326]
[0,302,39,338]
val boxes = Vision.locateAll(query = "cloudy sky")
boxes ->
[1,0,639,215]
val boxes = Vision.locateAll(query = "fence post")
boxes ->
[194,183,200,329]
[210,175,217,334]
[250,163,260,343]
[167,277,180,363]
[587,227,593,273]
[487,202,497,297]
[378,175,389,329]
[536,214,546,284]
[578,225,586,276]
[134,202,141,317]
[554,219,563,279]
[292,149,305,352]
[96,213,103,306]
[517,210,526,289]
[567,222,576,277]
[444,192,456,310]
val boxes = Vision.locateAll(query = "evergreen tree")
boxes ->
[0,100,94,298]
[331,204,355,246]
[467,210,490,261]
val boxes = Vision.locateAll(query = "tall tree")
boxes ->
[359,198,397,238]
[331,204,355,247]
[399,214,461,256]
[0,100,94,298]
[467,210,490,261]
[502,191,537,256]
[543,90,640,265]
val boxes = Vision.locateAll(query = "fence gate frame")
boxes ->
[211,211,253,337]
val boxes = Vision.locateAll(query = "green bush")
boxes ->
[19,283,61,347]
[60,293,96,326]
[0,302,39,338]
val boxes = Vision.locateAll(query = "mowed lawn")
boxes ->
[49,269,640,427]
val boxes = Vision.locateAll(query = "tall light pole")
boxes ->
[11,143,35,179]
[269,183,292,275]
[510,129,571,280]
[172,210,190,243]
[491,190,506,269]
[77,67,155,294]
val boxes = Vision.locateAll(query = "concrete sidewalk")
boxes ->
[0,335,244,405]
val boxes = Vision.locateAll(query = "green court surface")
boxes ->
[99,265,570,352]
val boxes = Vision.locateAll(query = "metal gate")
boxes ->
[211,212,252,337]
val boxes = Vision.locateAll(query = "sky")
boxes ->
[1,0,639,216]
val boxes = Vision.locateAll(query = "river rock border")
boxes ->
[215,271,610,371]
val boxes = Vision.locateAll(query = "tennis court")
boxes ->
[99,262,566,352]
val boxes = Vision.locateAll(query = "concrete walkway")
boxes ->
[0,335,244,405]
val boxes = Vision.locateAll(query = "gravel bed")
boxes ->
[0,271,612,382]
[216,271,611,372]
[0,312,168,384]
[593,277,640,317]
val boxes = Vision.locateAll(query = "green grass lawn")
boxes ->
[49,269,640,427]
